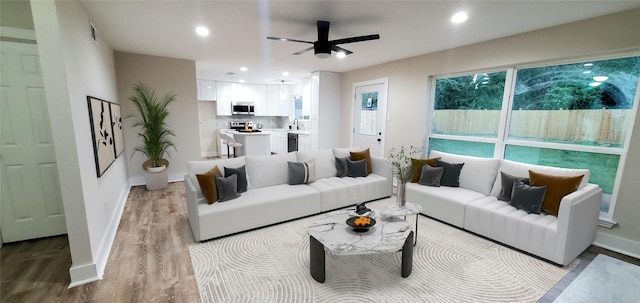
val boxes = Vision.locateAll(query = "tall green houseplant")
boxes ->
[129,82,177,169]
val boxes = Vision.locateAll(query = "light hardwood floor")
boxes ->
[1,182,200,302]
[2,181,639,302]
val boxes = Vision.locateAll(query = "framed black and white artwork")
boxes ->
[87,96,115,177]
[110,102,124,157]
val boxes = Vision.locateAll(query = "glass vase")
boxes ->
[397,181,407,207]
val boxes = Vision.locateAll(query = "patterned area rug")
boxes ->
[188,199,577,302]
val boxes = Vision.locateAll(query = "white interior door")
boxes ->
[0,40,67,243]
[352,79,388,157]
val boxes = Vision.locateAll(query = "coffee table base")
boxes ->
[309,231,414,283]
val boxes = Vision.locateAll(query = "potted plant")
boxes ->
[386,146,424,206]
[128,82,177,190]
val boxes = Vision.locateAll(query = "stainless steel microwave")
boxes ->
[231,102,255,115]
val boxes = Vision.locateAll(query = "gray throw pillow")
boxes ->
[497,171,530,202]
[435,159,464,187]
[347,158,368,177]
[288,160,316,185]
[417,165,444,187]
[335,157,349,177]
[510,179,546,214]
[224,165,247,193]
[215,174,241,202]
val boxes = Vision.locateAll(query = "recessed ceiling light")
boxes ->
[239,79,245,83]
[282,71,289,76]
[336,52,346,59]
[195,26,209,37]
[593,76,609,82]
[451,12,468,24]
[240,67,248,72]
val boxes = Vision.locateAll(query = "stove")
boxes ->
[230,121,254,130]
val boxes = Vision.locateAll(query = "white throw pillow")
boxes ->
[245,152,297,189]
[332,146,361,158]
[429,150,501,196]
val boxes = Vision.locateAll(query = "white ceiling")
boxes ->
[81,0,640,84]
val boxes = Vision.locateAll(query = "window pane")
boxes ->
[428,138,494,158]
[504,145,619,212]
[359,92,378,135]
[510,56,640,147]
[432,71,507,137]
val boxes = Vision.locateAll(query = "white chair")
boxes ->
[219,131,242,158]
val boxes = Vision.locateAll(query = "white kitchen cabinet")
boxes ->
[253,84,268,116]
[270,130,288,154]
[298,133,310,152]
[197,79,216,101]
[216,81,232,115]
[231,83,253,101]
[266,85,279,116]
[278,85,290,116]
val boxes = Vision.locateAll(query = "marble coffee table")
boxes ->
[306,210,414,283]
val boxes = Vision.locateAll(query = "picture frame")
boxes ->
[110,103,124,157]
[87,96,116,177]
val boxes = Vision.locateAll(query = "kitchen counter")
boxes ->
[228,130,271,156]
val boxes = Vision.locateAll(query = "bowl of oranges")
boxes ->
[346,216,376,232]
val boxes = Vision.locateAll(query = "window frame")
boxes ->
[426,52,640,223]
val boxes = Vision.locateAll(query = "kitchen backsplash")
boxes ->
[216,115,290,130]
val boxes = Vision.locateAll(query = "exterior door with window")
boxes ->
[352,79,388,157]
[0,40,67,243]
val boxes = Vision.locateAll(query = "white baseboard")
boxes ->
[594,231,640,260]
[68,181,131,288]
[129,172,186,187]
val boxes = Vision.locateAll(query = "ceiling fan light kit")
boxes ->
[267,20,380,59]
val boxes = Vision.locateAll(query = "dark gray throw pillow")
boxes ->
[435,159,464,187]
[224,165,247,193]
[417,165,444,187]
[510,179,546,214]
[288,160,316,185]
[347,158,368,178]
[215,174,241,202]
[335,157,349,177]
[497,171,530,202]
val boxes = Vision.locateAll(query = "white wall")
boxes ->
[114,52,201,184]
[341,9,640,253]
[31,0,130,286]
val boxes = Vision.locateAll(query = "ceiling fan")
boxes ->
[267,20,380,59]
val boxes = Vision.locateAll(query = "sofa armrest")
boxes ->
[371,156,393,196]
[555,183,602,265]
[184,174,201,242]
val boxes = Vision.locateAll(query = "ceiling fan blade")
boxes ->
[293,46,315,55]
[317,20,330,42]
[267,36,313,44]
[331,45,353,55]
[330,34,380,45]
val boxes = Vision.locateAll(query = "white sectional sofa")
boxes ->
[406,150,603,266]
[185,148,392,241]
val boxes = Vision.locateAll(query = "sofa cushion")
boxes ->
[417,165,444,187]
[529,170,584,216]
[497,171,530,202]
[347,158,368,177]
[335,157,349,177]
[215,174,241,202]
[196,166,223,204]
[288,160,316,185]
[490,159,590,198]
[350,148,372,174]
[430,150,501,196]
[224,165,247,193]
[297,149,336,179]
[333,146,361,158]
[436,159,464,187]
[410,157,439,183]
[510,179,546,214]
[245,153,297,189]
